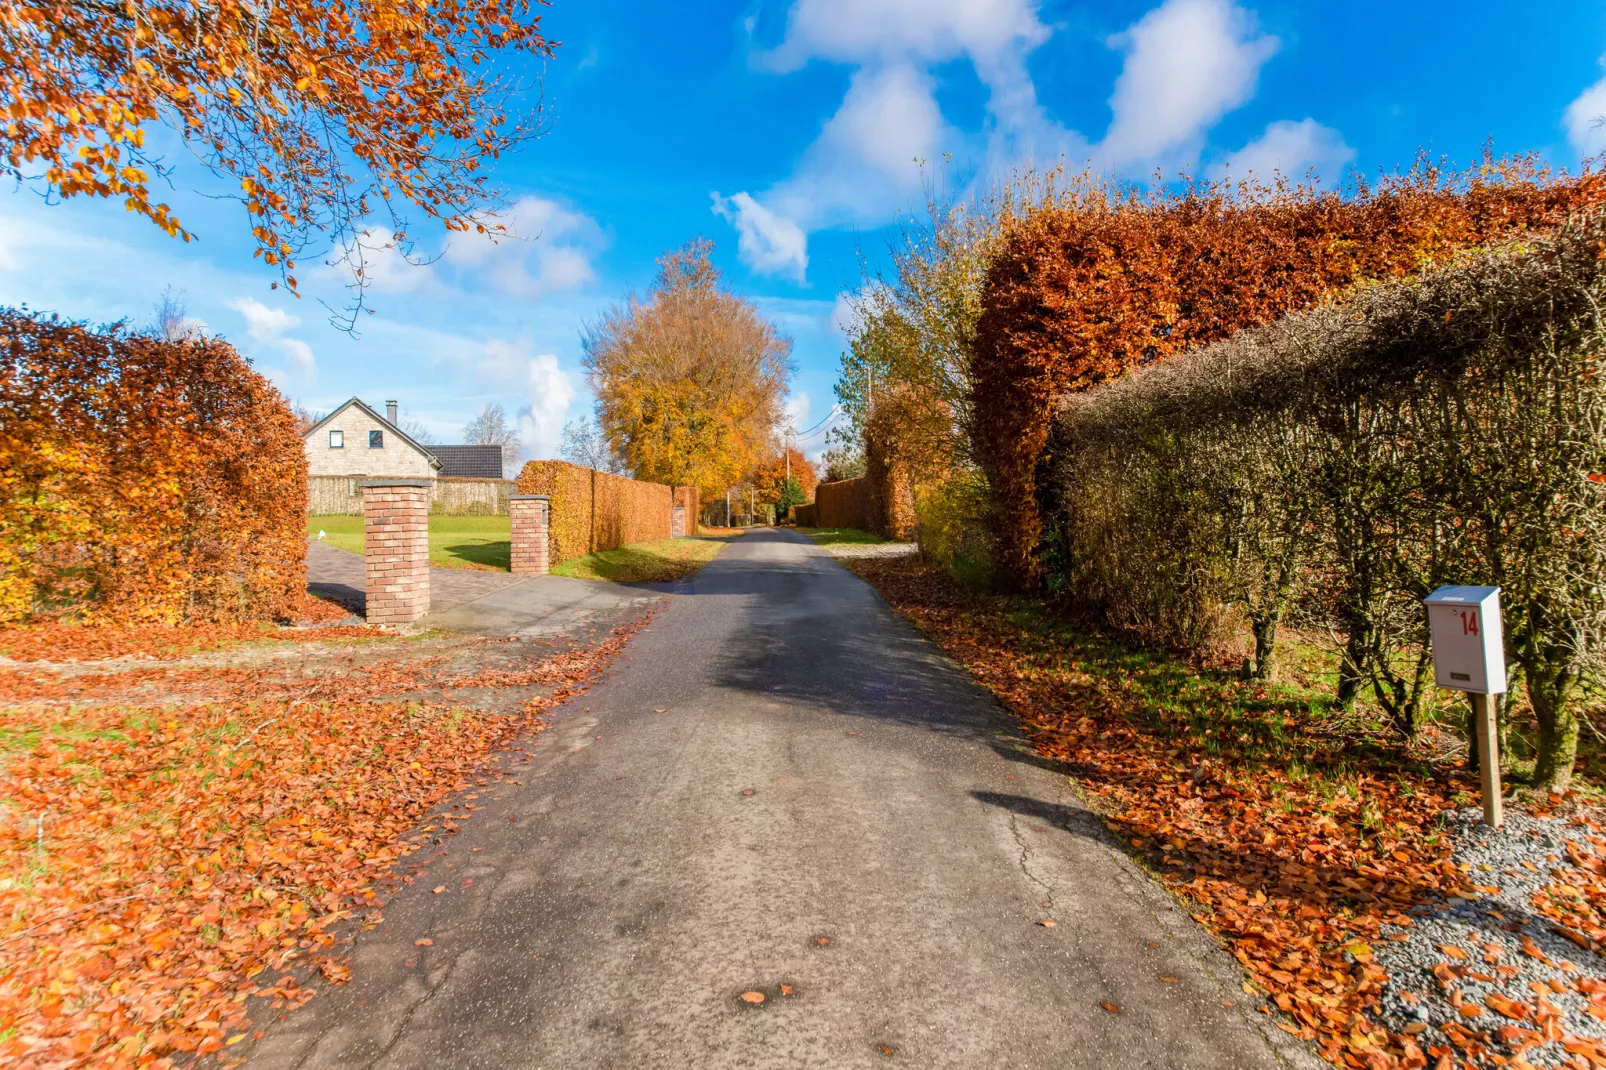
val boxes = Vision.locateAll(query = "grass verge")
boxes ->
[796,527,889,546]
[551,535,732,584]
[310,514,513,571]
[842,555,1606,1069]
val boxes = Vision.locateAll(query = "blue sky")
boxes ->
[4,0,1606,464]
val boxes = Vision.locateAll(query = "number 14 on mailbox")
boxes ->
[1424,586,1507,828]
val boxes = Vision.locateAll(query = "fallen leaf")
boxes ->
[432,885,445,894]
[740,991,765,1004]
[654,708,667,713]
[1100,1001,1120,1014]
[1439,944,1469,960]
[779,984,795,996]
[1038,919,1057,927]
[1160,976,1178,984]
[415,938,433,946]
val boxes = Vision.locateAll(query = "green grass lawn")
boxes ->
[310,515,513,571]
[796,527,889,546]
[551,535,732,584]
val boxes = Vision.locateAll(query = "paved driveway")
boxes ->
[259,530,1314,1069]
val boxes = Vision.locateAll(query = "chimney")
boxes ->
[386,400,398,426]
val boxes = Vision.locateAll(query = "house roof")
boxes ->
[430,445,505,479]
[303,397,442,470]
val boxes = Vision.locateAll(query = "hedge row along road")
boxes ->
[245,530,1309,1069]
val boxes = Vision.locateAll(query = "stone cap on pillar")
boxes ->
[508,494,551,501]
[360,479,434,489]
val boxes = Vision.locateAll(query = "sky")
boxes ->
[4,0,1606,465]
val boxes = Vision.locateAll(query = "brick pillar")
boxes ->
[361,480,431,624]
[509,494,551,576]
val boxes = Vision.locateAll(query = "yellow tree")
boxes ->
[0,0,556,321]
[583,240,792,496]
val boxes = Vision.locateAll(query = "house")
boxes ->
[304,398,442,479]
[304,397,509,479]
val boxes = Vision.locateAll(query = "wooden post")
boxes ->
[1473,693,1503,828]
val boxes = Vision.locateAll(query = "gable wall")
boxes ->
[305,404,437,479]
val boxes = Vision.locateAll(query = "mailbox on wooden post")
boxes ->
[1424,586,1508,828]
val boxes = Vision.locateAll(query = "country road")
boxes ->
[250,529,1315,1070]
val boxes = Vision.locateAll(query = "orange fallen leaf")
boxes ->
[1438,944,1469,960]
[739,991,765,1004]
[1100,1001,1120,1014]
[414,938,433,946]
[432,885,445,894]
[1160,976,1178,984]
[1039,919,1057,927]
[654,708,667,713]
[779,984,795,996]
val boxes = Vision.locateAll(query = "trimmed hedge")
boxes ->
[973,162,1606,589]
[814,477,878,534]
[1046,211,1606,789]
[0,310,307,623]
[516,460,672,565]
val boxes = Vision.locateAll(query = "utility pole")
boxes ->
[785,428,791,481]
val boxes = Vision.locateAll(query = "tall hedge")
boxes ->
[1047,211,1606,790]
[0,310,308,623]
[516,460,671,565]
[973,161,1606,589]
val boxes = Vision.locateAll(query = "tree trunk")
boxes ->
[1249,612,1279,680]
[1530,665,1579,793]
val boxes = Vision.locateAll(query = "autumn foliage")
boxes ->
[0,0,555,305]
[847,554,1606,1070]
[516,460,672,566]
[812,478,878,535]
[971,159,1606,588]
[0,613,649,1066]
[0,310,308,624]
[584,241,793,498]
[750,448,817,511]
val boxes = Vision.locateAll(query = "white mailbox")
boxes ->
[1424,586,1507,695]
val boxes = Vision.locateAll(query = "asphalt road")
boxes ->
[250,530,1315,1070]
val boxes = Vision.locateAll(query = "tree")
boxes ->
[149,288,203,343]
[559,415,625,473]
[751,447,817,512]
[1,0,556,323]
[821,442,866,483]
[463,402,521,472]
[583,240,793,495]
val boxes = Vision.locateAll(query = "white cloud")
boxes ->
[445,197,604,297]
[1098,0,1280,168]
[227,297,317,383]
[712,192,809,280]
[757,0,1049,73]
[518,352,576,461]
[229,297,299,342]
[727,0,1286,278]
[1565,58,1606,158]
[831,291,861,338]
[784,391,812,432]
[1216,118,1355,182]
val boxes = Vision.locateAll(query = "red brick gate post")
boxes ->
[360,480,431,624]
[509,494,551,576]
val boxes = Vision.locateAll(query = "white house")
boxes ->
[303,398,442,480]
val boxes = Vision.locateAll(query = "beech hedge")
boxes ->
[1046,212,1606,790]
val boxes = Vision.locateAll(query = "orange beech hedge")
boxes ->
[814,477,878,534]
[0,310,307,623]
[972,159,1606,588]
[516,460,672,565]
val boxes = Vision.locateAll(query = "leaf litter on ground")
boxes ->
[846,556,1606,1070]
[0,604,657,1066]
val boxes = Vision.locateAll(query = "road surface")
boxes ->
[252,530,1314,1069]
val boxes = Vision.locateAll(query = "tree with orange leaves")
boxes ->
[0,0,556,322]
[751,447,817,515]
